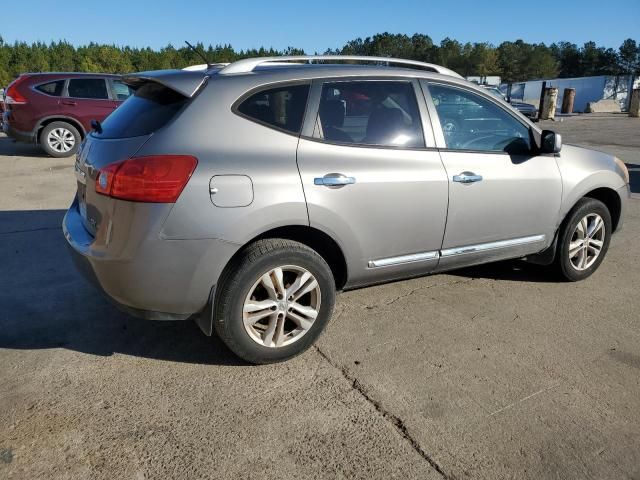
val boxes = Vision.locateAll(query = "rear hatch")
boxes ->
[75,70,207,236]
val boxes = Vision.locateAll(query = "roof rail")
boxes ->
[218,55,463,78]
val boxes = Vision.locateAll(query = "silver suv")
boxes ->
[64,56,630,364]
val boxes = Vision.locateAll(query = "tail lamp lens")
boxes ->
[5,75,31,104]
[95,155,198,203]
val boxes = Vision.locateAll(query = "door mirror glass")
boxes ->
[540,130,562,154]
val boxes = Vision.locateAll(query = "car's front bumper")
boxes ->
[63,199,239,320]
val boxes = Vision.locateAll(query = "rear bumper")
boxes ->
[63,199,239,319]
[2,118,34,143]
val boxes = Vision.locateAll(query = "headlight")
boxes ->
[614,157,630,184]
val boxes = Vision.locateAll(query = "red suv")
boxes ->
[2,73,132,157]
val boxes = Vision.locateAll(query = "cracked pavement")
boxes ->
[1,115,640,480]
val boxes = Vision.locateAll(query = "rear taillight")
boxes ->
[95,155,198,203]
[5,75,31,105]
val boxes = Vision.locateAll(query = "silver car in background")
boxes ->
[63,56,630,364]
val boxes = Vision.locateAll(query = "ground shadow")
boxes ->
[0,134,47,157]
[0,209,245,366]
[448,259,560,283]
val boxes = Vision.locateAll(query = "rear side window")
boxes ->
[35,80,65,96]
[314,81,424,148]
[237,84,310,134]
[67,78,109,99]
[94,82,188,139]
[112,80,133,101]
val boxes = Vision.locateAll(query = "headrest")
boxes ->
[365,107,405,142]
[319,100,345,128]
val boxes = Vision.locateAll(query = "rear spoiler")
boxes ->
[122,69,208,98]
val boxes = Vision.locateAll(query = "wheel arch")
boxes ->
[196,224,348,337]
[35,116,86,142]
[248,225,349,290]
[526,186,622,266]
[582,187,622,233]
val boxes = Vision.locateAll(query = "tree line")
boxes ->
[0,33,638,87]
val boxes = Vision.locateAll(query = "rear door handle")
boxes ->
[452,171,483,184]
[61,100,77,106]
[314,174,356,187]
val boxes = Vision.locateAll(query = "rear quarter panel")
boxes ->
[140,76,310,244]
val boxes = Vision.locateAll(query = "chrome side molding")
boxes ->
[440,234,546,257]
[368,251,439,268]
[368,234,546,268]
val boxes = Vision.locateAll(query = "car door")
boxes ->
[422,81,562,270]
[296,78,449,287]
[64,77,114,131]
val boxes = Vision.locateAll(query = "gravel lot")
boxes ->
[1,114,639,480]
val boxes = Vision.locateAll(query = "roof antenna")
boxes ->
[184,40,212,69]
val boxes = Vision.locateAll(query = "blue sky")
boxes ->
[3,0,638,52]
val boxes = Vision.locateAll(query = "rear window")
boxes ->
[94,82,188,139]
[35,80,65,96]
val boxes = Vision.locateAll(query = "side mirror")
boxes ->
[541,130,562,154]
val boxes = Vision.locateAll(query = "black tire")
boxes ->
[213,239,336,364]
[555,197,612,281]
[39,121,81,158]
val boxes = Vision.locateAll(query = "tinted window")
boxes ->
[314,81,424,148]
[35,80,65,96]
[67,78,109,99]
[237,84,309,134]
[95,82,188,139]
[112,80,133,101]
[430,84,531,154]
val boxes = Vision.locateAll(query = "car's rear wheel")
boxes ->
[555,197,612,281]
[214,239,336,364]
[40,121,81,158]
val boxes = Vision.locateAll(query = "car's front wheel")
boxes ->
[214,239,336,364]
[555,197,612,281]
[40,121,81,158]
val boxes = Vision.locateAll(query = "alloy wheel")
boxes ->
[47,127,76,153]
[243,265,321,348]
[568,213,605,271]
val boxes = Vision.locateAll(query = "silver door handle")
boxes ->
[453,172,483,184]
[314,174,356,187]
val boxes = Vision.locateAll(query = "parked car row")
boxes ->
[481,85,538,119]
[2,73,133,156]
[61,55,629,364]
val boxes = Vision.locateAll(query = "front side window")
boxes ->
[112,80,134,101]
[314,81,424,148]
[237,84,310,134]
[429,84,531,154]
[67,78,109,100]
[35,80,65,96]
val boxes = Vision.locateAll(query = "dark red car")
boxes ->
[2,73,133,157]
